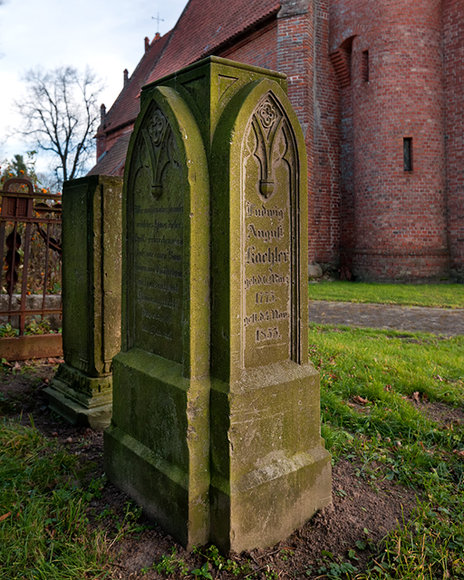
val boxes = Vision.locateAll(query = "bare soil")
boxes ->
[1,360,421,579]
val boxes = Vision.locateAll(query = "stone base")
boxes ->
[104,349,210,549]
[209,361,332,552]
[210,446,332,553]
[45,363,113,429]
[308,263,323,279]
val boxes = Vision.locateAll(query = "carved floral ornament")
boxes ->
[257,99,279,130]
[245,94,286,201]
[138,106,177,199]
[147,109,168,147]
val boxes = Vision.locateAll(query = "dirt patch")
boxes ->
[1,361,419,578]
[414,400,464,427]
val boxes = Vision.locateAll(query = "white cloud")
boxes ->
[0,0,187,165]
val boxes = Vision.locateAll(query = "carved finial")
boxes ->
[259,181,275,197]
[123,69,129,86]
[145,36,150,52]
[100,103,106,124]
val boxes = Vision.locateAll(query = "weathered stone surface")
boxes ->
[308,263,323,279]
[278,0,310,18]
[105,56,331,552]
[104,83,211,548]
[210,70,331,551]
[45,175,122,429]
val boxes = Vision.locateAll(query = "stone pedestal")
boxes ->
[104,57,331,551]
[45,175,122,429]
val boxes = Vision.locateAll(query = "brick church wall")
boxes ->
[329,0,449,280]
[312,0,341,269]
[443,0,464,279]
[95,0,463,280]
[226,1,342,269]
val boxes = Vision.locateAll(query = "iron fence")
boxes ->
[0,177,62,359]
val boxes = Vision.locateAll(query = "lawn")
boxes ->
[1,323,463,578]
[309,281,464,309]
[313,324,464,578]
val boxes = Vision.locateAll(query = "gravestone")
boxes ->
[104,56,331,552]
[45,175,122,429]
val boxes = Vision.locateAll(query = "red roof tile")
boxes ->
[99,31,172,135]
[88,132,132,177]
[146,0,280,83]
[90,0,281,176]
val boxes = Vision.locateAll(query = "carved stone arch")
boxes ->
[211,78,308,375]
[122,86,210,375]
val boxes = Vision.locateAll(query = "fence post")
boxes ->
[45,175,123,428]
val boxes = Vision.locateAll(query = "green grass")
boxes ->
[0,416,147,580]
[310,324,464,579]
[0,419,110,579]
[1,326,463,578]
[308,281,464,308]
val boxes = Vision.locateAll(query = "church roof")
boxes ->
[98,31,172,136]
[91,0,280,176]
[88,132,132,177]
[145,0,280,83]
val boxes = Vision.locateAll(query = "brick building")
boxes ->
[91,0,464,281]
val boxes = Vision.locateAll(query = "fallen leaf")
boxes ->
[384,384,393,392]
[412,391,421,403]
[352,395,369,405]
[0,512,11,522]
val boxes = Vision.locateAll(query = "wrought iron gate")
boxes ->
[0,177,62,360]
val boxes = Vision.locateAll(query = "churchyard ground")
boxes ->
[309,281,464,309]
[1,283,463,578]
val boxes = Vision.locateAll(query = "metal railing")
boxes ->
[0,177,62,359]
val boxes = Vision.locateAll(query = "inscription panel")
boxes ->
[241,94,296,368]
[130,107,185,363]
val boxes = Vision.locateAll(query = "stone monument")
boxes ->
[104,56,331,552]
[45,175,122,429]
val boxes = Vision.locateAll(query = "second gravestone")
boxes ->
[105,57,332,552]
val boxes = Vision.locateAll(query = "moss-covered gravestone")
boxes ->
[104,57,331,552]
[45,175,122,429]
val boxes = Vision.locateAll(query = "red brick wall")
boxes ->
[312,0,341,268]
[443,0,464,278]
[222,22,278,71]
[226,3,342,270]
[330,0,449,280]
[97,0,464,281]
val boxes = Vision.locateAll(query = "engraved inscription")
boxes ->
[134,199,183,346]
[129,105,185,362]
[241,93,297,368]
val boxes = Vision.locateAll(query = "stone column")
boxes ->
[208,63,332,552]
[45,175,122,429]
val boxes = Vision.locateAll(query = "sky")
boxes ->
[0,0,188,173]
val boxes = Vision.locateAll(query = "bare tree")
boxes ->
[16,66,102,186]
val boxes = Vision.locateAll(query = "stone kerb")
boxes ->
[45,175,123,429]
[104,56,331,553]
